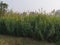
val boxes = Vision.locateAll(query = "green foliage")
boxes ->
[0,14,60,42]
[0,1,8,16]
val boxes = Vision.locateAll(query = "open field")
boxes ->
[0,35,55,45]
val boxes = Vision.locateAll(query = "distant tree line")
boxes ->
[0,1,60,16]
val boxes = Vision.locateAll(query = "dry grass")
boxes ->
[0,35,55,45]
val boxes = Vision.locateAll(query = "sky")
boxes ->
[1,0,60,13]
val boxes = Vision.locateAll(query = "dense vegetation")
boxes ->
[0,14,60,42]
[0,1,60,44]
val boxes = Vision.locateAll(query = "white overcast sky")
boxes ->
[1,0,60,12]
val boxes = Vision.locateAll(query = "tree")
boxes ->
[0,1,8,16]
[50,9,55,15]
[55,10,60,16]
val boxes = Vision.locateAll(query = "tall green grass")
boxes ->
[0,14,60,42]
